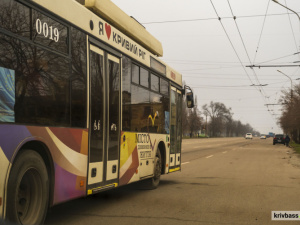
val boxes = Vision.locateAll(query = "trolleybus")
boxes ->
[0,0,194,224]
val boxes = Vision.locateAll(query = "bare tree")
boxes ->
[187,96,201,137]
[181,83,258,138]
[202,101,232,137]
[279,84,300,143]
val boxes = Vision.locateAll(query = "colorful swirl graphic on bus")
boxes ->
[0,125,88,204]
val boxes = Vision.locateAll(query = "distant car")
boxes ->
[260,135,266,139]
[245,133,253,139]
[273,134,285,145]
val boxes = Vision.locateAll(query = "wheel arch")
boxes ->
[14,141,55,208]
[157,141,166,175]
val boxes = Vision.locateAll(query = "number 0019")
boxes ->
[36,19,59,42]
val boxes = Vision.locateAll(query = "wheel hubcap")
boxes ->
[16,169,43,225]
[154,156,161,180]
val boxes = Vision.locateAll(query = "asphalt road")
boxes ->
[45,137,300,225]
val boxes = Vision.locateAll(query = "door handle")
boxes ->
[91,168,97,177]
[112,165,117,173]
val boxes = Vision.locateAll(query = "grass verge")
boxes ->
[183,134,208,139]
[290,141,300,154]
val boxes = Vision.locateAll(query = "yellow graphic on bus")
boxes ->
[120,132,137,169]
[119,132,139,185]
[148,111,159,132]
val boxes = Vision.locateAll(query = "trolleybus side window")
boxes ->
[0,4,87,127]
[0,0,30,38]
[132,64,139,84]
[121,56,170,134]
[70,27,87,128]
[150,73,159,92]
[140,67,149,88]
[0,34,71,126]
[160,78,169,96]
[32,10,69,54]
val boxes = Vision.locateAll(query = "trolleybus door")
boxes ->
[87,45,120,193]
[169,87,182,172]
[176,90,182,167]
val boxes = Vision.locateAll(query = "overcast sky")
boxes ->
[111,0,300,134]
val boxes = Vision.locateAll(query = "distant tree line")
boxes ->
[279,83,300,143]
[182,92,258,138]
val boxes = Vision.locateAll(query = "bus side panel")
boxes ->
[119,131,170,186]
[53,163,87,204]
[119,131,139,186]
[26,127,88,205]
[0,125,89,213]
[0,144,10,219]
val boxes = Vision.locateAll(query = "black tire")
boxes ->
[6,150,49,225]
[140,149,162,190]
[151,150,162,188]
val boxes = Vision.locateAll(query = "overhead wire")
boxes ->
[142,11,300,24]
[253,0,270,63]
[227,0,281,122]
[209,0,254,82]
[210,0,278,122]
[255,52,300,65]
[227,0,268,98]
[227,0,252,64]
[209,0,269,98]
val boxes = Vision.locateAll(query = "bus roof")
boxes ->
[80,0,163,57]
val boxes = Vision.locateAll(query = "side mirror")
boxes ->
[186,92,194,108]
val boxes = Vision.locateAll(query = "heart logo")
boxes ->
[105,23,111,40]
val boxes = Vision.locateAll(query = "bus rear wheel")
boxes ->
[6,150,49,225]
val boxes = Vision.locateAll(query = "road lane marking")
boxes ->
[194,145,212,148]
[182,162,190,165]
[206,155,214,159]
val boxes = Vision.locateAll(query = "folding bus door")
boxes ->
[176,90,182,167]
[169,86,182,172]
[87,44,120,194]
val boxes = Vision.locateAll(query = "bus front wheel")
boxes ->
[142,149,162,189]
[6,150,49,225]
